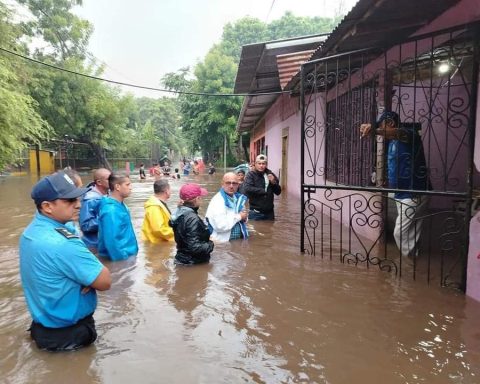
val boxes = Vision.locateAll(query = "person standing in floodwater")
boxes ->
[141,179,174,243]
[98,174,138,261]
[243,154,281,220]
[19,171,111,351]
[79,168,111,253]
[169,183,214,265]
[139,163,146,179]
[205,172,248,242]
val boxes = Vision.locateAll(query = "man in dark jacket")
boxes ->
[169,183,214,265]
[243,154,281,220]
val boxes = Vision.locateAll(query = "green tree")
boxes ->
[266,12,338,41]
[27,59,134,168]
[134,97,186,160]
[219,17,268,60]
[14,0,136,168]
[18,0,91,61]
[165,12,341,165]
[0,3,51,171]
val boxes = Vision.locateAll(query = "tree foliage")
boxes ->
[0,2,340,171]
[1,0,187,169]
[167,12,340,165]
[18,0,91,60]
[0,3,51,170]
[116,97,185,161]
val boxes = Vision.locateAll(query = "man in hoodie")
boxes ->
[79,168,111,252]
[205,172,248,242]
[243,154,282,220]
[169,183,214,265]
[98,174,138,261]
[141,179,174,243]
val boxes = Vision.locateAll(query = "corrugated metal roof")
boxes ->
[234,34,327,132]
[277,50,315,90]
[234,0,461,132]
[310,0,460,60]
[234,34,328,94]
[284,0,461,93]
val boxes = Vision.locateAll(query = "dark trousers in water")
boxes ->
[30,314,97,351]
[248,209,275,221]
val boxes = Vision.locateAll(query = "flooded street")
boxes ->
[1,173,480,383]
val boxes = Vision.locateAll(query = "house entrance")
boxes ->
[300,23,480,289]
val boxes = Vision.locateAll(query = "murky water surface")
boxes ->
[1,173,480,384]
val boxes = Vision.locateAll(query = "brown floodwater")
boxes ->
[1,172,480,384]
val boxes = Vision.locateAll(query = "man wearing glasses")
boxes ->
[205,172,249,242]
[19,171,111,351]
[79,168,111,253]
[242,154,282,220]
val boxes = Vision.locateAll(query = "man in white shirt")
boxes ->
[205,172,248,242]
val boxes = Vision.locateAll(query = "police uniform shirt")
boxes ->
[19,212,104,328]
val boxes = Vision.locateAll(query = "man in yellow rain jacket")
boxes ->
[141,179,174,243]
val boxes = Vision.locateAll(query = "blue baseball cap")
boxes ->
[31,171,88,204]
[376,110,400,127]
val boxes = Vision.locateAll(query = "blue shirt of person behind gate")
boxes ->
[387,124,430,199]
[19,212,103,328]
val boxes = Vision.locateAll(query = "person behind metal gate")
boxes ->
[19,171,111,351]
[360,110,431,258]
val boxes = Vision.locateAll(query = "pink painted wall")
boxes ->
[262,92,382,242]
[248,0,480,295]
[264,94,302,197]
[414,0,480,36]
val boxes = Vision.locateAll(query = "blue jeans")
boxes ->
[248,209,274,221]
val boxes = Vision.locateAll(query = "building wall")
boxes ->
[248,0,480,295]
[264,94,302,197]
[466,70,480,301]
[249,120,266,163]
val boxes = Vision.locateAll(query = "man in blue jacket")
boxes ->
[79,168,111,252]
[360,111,430,258]
[98,174,138,261]
[20,171,111,351]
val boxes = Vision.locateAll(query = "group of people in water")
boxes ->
[18,154,281,351]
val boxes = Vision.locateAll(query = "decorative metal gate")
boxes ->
[300,23,480,289]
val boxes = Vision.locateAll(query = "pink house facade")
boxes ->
[235,0,480,299]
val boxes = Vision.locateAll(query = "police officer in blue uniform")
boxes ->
[19,171,111,351]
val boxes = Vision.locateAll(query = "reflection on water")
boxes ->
[1,173,480,383]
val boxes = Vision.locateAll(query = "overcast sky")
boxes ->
[74,0,358,97]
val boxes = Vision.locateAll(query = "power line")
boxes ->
[265,0,276,22]
[0,46,291,98]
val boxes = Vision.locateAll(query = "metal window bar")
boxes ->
[300,22,480,289]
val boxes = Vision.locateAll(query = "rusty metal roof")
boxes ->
[234,34,328,94]
[234,34,327,132]
[235,0,461,132]
[277,50,315,90]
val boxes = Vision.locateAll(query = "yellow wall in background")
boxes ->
[29,149,55,174]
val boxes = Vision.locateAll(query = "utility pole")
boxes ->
[35,144,41,177]
[224,134,227,171]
